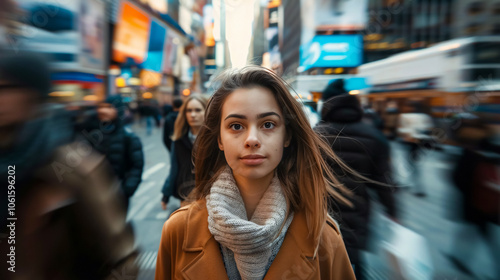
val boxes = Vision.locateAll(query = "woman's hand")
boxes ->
[161,201,167,210]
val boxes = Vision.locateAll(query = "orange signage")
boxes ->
[205,22,215,47]
[140,70,162,88]
[268,0,281,8]
[113,2,150,63]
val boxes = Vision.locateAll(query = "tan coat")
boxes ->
[155,199,355,280]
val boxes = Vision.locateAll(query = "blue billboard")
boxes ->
[142,19,167,72]
[300,35,363,71]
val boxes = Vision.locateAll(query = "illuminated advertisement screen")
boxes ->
[113,1,150,63]
[79,0,106,72]
[142,19,166,72]
[300,35,363,70]
[162,30,180,75]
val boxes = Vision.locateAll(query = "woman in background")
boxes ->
[161,94,208,209]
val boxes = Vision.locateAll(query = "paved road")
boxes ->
[127,124,498,279]
[127,124,180,279]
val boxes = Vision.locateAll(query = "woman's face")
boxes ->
[185,99,205,129]
[219,87,290,182]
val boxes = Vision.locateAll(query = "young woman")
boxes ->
[156,67,355,279]
[161,94,208,209]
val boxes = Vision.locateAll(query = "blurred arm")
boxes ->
[366,142,397,218]
[162,142,178,204]
[163,115,173,151]
[123,135,144,197]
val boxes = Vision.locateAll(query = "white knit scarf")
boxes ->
[206,166,294,280]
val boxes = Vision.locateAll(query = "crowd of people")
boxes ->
[1,52,499,280]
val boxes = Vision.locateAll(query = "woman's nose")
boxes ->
[244,127,261,148]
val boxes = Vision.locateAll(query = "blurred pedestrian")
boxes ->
[162,102,173,117]
[139,100,160,135]
[162,97,183,151]
[161,95,207,210]
[86,95,145,210]
[383,102,399,139]
[363,104,384,130]
[397,103,434,196]
[449,118,500,279]
[315,79,397,280]
[0,52,137,280]
[155,67,355,279]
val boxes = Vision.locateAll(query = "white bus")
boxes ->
[358,36,500,118]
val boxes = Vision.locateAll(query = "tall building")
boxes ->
[364,0,500,63]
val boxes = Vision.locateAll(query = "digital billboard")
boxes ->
[79,0,106,72]
[142,19,166,72]
[113,1,150,63]
[300,35,363,70]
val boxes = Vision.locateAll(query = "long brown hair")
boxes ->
[192,66,353,251]
[172,94,208,141]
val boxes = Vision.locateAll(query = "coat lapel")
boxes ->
[263,211,316,280]
[182,238,229,280]
[181,200,229,280]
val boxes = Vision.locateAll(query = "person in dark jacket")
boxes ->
[86,95,145,210]
[0,52,138,279]
[161,95,207,210]
[162,97,183,151]
[314,79,397,280]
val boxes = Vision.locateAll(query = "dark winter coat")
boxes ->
[97,127,144,197]
[314,94,396,262]
[162,132,195,203]
[163,111,179,151]
[84,96,144,198]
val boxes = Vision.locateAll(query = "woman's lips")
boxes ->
[240,155,266,165]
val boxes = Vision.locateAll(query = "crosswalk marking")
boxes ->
[136,251,158,270]
[142,163,166,180]
[134,181,156,197]
[135,200,158,220]
[127,196,151,221]
[156,211,169,220]
[134,251,149,265]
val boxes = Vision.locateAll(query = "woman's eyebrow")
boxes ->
[257,112,281,120]
[224,114,246,120]
[224,112,281,121]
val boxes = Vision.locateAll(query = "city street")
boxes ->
[2,1,500,279]
[126,123,180,279]
[128,124,498,280]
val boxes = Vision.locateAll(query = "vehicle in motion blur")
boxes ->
[358,36,500,143]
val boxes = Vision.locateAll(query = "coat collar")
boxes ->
[181,199,228,280]
[182,199,318,280]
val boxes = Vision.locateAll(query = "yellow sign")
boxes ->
[115,77,126,87]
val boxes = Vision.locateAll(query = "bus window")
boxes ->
[471,42,500,64]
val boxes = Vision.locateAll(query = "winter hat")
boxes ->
[0,52,52,99]
[104,94,126,119]
[322,79,347,101]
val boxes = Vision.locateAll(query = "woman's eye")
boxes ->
[230,124,243,130]
[263,122,275,129]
